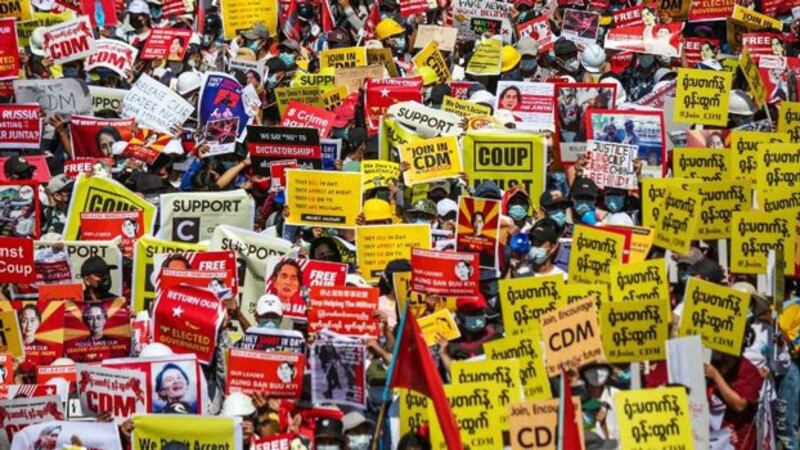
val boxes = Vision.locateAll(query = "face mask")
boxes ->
[258,318,281,328]
[508,204,528,221]
[520,58,537,75]
[247,40,261,51]
[279,52,295,66]
[573,199,595,217]
[99,273,113,293]
[548,209,567,227]
[188,59,198,68]
[267,74,280,87]
[584,367,610,387]
[201,34,215,48]
[129,14,143,28]
[605,195,624,213]
[347,435,371,450]
[150,6,162,19]
[563,57,580,73]
[528,246,549,265]
[463,315,486,333]
[411,217,430,224]
[317,446,341,450]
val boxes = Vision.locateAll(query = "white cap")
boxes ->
[364,40,383,49]
[127,0,150,14]
[346,273,371,288]
[256,294,283,316]
[221,391,256,417]
[493,109,516,126]
[729,90,757,116]
[177,70,203,95]
[580,44,606,74]
[30,28,46,57]
[140,342,173,357]
[469,90,495,107]
[51,357,75,366]
[732,281,757,295]
[436,198,457,217]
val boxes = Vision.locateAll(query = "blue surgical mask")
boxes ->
[392,36,407,53]
[279,52,295,66]
[520,58,538,73]
[267,74,280,87]
[258,318,281,328]
[463,315,486,333]
[528,246,549,264]
[508,204,528,221]
[547,209,567,227]
[573,199,595,217]
[247,40,261,51]
[605,195,625,213]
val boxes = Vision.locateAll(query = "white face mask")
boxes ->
[585,367,610,387]
[348,434,371,450]
[317,446,341,450]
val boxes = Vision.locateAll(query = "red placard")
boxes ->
[0,354,12,384]
[63,298,131,363]
[684,37,720,67]
[306,286,380,338]
[63,157,114,179]
[226,349,305,397]
[688,0,736,21]
[0,237,34,283]
[742,32,783,59]
[68,115,134,158]
[80,211,144,257]
[265,257,349,320]
[253,434,297,450]
[141,27,192,61]
[612,4,646,28]
[36,364,77,386]
[449,81,476,100]
[0,105,41,149]
[38,283,83,303]
[42,16,96,64]
[154,250,239,302]
[153,284,224,364]
[0,19,20,81]
[410,248,479,296]
[84,39,138,77]
[269,160,297,191]
[399,0,428,17]
[364,77,423,134]
[279,102,336,139]
[517,15,556,52]
[0,156,50,183]
[15,300,65,365]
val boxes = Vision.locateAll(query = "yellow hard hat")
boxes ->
[501,45,521,72]
[376,18,405,40]
[363,198,393,222]
[416,65,438,86]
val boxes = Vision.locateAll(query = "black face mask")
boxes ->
[129,14,144,29]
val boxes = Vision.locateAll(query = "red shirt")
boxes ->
[716,358,763,450]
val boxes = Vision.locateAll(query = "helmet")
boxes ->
[51,357,75,366]
[408,199,436,216]
[256,294,283,316]
[732,281,757,295]
[416,65,438,86]
[376,18,404,40]
[436,198,458,217]
[501,45,521,72]
[29,28,46,57]
[297,2,316,21]
[140,343,174,357]
[580,44,606,74]
[729,89,757,116]
[509,233,531,254]
[221,392,256,417]
[176,71,203,95]
[363,198,393,221]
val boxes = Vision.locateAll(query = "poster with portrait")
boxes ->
[8,420,122,450]
[121,126,174,165]
[33,240,124,301]
[226,349,304,397]
[554,83,617,164]
[80,211,144,257]
[587,109,667,178]
[516,15,556,52]
[561,9,600,47]
[140,27,192,61]
[0,396,65,445]
[264,256,348,320]
[153,250,238,303]
[12,300,64,365]
[237,328,306,353]
[410,248,480,296]
[604,22,683,57]
[153,284,224,364]
[456,196,500,270]
[63,298,131,363]
[198,72,249,141]
[0,181,40,239]
[202,117,239,157]
[68,115,134,158]
[757,56,800,105]
[75,364,147,423]
[494,81,555,131]
[310,339,366,408]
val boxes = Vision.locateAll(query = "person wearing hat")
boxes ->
[538,189,571,228]
[3,156,35,181]
[255,294,284,329]
[570,177,604,226]
[528,217,566,279]
[341,127,369,171]
[121,0,152,45]
[240,23,270,56]
[342,411,375,450]
[600,187,635,226]
[80,256,119,300]
[42,174,73,235]
[376,18,409,64]
[516,37,540,82]
[361,198,395,225]
[580,43,607,81]
[221,392,257,449]
[552,38,592,82]
[439,294,497,364]
[315,417,347,450]
[500,45,522,80]
[200,11,228,72]
[580,361,620,441]
[405,199,437,226]
[503,186,534,232]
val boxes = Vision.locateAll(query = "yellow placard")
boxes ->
[756,143,800,190]
[274,86,323,117]
[484,331,551,400]
[219,0,277,39]
[609,225,654,263]
[286,170,362,228]
[320,46,368,69]
[695,180,752,239]
[556,283,608,311]
[0,310,23,358]
[466,38,502,76]
[17,10,74,47]
[678,277,750,355]
[361,160,400,190]
[641,178,699,228]
[356,224,430,283]
[610,258,668,303]
[381,117,423,162]
[652,185,702,254]
[738,49,766,109]
[730,130,789,182]
[731,4,781,31]
[429,382,504,450]
[614,387,694,450]
[132,235,207,312]
[600,298,670,362]
[394,272,458,317]
[399,135,461,185]
[672,147,730,181]
[499,275,563,336]
[64,173,157,241]
[509,398,583,450]
[567,225,624,287]
[450,359,521,429]
[417,308,460,345]
[321,85,349,111]
[334,64,385,94]
[674,68,732,126]
[441,95,492,119]
[759,187,800,217]
[291,70,335,88]
[412,41,450,84]
[367,47,398,77]
[397,388,429,437]
[731,210,795,275]
[133,415,237,449]
[0,0,31,21]
[540,297,604,376]
[778,101,800,142]
[657,0,689,21]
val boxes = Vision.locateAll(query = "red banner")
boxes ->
[0,105,41,149]
[68,115,134,158]
[0,156,50,183]
[364,77,423,134]
[80,211,144,257]
[141,27,192,61]
[0,237,34,283]
[411,247,480,296]
[227,349,304,397]
[279,102,336,139]
[15,300,65,365]
[253,434,297,450]
[42,16,96,64]
[63,298,131,363]
[449,81,475,100]
[612,4,645,28]
[155,250,238,302]
[84,39,138,77]
[76,364,147,422]
[688,0,735,21]
[265,256,348,319]
[517,15,556,52]
[684,37,720,67]
[153,284,224,364]
[399,0,428,16]
[63,157,114,179]
[0,19,19,81]
[307,286,380,338]
[246,126,322,176]
[742,32,782,59]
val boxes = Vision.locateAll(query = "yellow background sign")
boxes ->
[730,130,789,182]
[499,275,563,336]
[413,41,450,84]
[450,359,522,429]
[778,101,800,142]
[674,68,732,126]
[610,259,668,303]
[568,225,624,287]
[0,310,23,358]
[399,136,461,185]
[694,180,752,240]
[614,387,694,450]
[731,210,795,275]
[429,382,504,450]
[652,185,701,254]
[417,308,460,345]
[540,297,604,376]
[442,95,492,119]
[320,46,368,69]
[133,415,237,449]
[219,0,277,39]
[672,147,730,181]
[678,277,750,355]
[356,224,430,282]
[756,143,800,190]
[484,331,551,400]
[286,170,362,228]
[600,299,670,362]
[274,86,323,117]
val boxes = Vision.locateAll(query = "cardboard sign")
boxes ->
[157,190,254,244]
[484,331,551,400]
[333,64,384,97]
[499,275,563,337]
[568,225,624,287]
[450,0,513,42]
[68,115,134,158]
[694,180,752,239]
[509,398,583,450]
[466,37,502,75]
[414,25,459,52]
[610,258,667,303]
[411,248,479,296]
[600,298,670,362]
[132,415,237,450]
[226,349,304,397]
[739,49,766,108]
[153,284,225,364]
[412,41,450,84]
[674,68,732,126]
[246,126,321,175]
[678,277,749,355]
[41,15,94,64]
[320,46,367,69]
[286,170,361,228]
[276,86,324,117]
[219,0,277,39]
[355,224,430,283]
[517,15,556,52]
[39,283,81,302]
[121,74,194,134]
[731,210,795,275]
[75,364,147,423]
[652,185,702,254]
[84,39,137,77]
[140,27,192,61]
[80,211,144,257]
[672,147,730,181]
[279,101,335,139]
[0,237,34,283]
[64,298,131,363]
[0,19,20,81]
[614,387,694,450]
[361,160,400,190]
[540,297,604,376]
[13,78,92,118]
[307,286,380,338]
[399,135,461,185]
[584,140,638,189]
[451,359,522,429]
[730,130,788,182]
[0,0,30,21]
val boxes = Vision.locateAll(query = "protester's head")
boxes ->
[255,294,283,328]
[315,418,346,450]
[553,38,580,74]
[378,259,411,296]
[47,174,73,206]
[343,411,374,450]
[82,304,108,339]
[456,294,487,336]
[581,362,613,388]
[504,187,531,222]
[20,304,40,345]
[529,218,560,267]
[580,44,606,74]
[376,18,406,55]
[501,45,521,73]
[270,259,303,302]
[345,127,369,160]
[688,257,725,285]
[201,13,223,48]
[406,199,436,225]
[539,189,571,227]
[80,256,117,297]
[570,177,600,224]
[3,156,35,180]
[221,391,256,418]
[397,433,431,450]
[126,0,151,30]
[311,236,342,262]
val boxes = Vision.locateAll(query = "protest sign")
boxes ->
[494,81,554,130]
[731,4,781,30]
[484,331,551,400]
[739,49,766,108]
[198,72,249,140]
[226,349,304,397]
[554,83,617,164]
[41,16,94,64]
[666,336,710,450]
[310,339,366,408]
[367,48,398,77]
[589,109,668,177]
[674,68,732,126]
[540,297,604,376]
[361,160,400,190]
[652,185,702,254]
[429,382,504,449]
[0,353,11,383]
[561,9,600,47]
[604,22,682,57]
[155,250,238,304]
[451,359,522,429]
[399,135,461,185]
[456,196,500,269]
[779,102,800,142]
[641,178,699,228]
[75,364,147,422]
[398,388,429,437]
[333,64,384,95]
[499,275,563,338]
[558,283,608,312]
[614,387,694,450]
[610,258,668,303]
[756,143,800,190]
[0,0,30,20]
[678,277,749,355]
[517,15,556,51]
[731,210,795,275]
[0,21,18,81]
[463,131,547,206]
[64,173,156,240]
[286,170,361,228]
[321,85,349,110]
[411,248,479,296]
[584,140,637,189]
[509,398,583,450]
[264,256,348,319]
[441,95,491,119]
[730,130,788,182]
[399,0,428,16]
[120,126,176,164]
[355,224,430,282]
[450,0,513,42]
[157,190,254,244]
[307,286,380,338]
[0,396,64,444]
[84,39,137,77]
[64,298,131,363]
[688,0,735,20]
[80,211,144,257]
[276,86,324,116]
[683,37,720,67]
[320,46,367,69]
[219,0,276,38]
[13,78,92,117]
[413,25,459,52]
[417,309,460,345]
[3,300,62,364]
[364,78,422,134]
[380,116,424,162]
[600,298,669,362]
[741,32,781,58]
[694,180,751,239]
[132,415,241,450]
[388,101,463,138]
[11,421,121,450]
[0,181,39,239]
[17,10,73,47]
[34,239,123,297]
[0,310,22,358]
[466,37,502,75]
[247,126,321,175]
[122,74,194,134]
[412,41,449,84]
[673,147,730,181]
[68,115,134,158]
[140,27,192,60]
[567,225,624,287]
[279,101,335,139]
[237,328,305,353]
[612,4,647,27]
[153,284,225,364]
[88,85,127,113]
[252,434,298,450]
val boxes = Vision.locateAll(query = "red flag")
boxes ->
[362,0,380,41]
[387,309,463,450]
[558,370,583,450]
[320,0,335,33]
[281,0,301,41]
